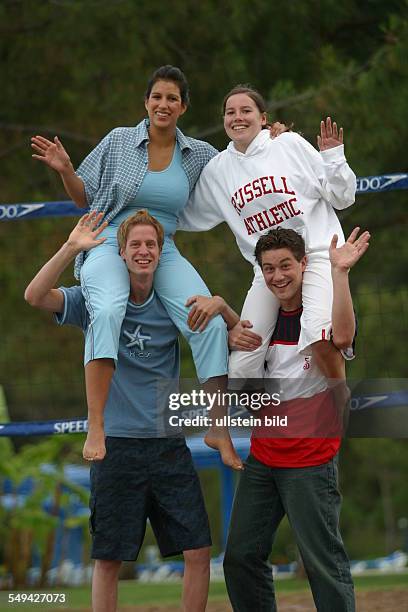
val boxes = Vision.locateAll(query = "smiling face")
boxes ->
[261,248,307,311]
[223,93,267,153]
[144,79,187,132]
[120,224,161,279]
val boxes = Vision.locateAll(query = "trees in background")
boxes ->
[1,0,407,560]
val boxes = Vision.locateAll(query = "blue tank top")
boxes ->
[112,144,189,235]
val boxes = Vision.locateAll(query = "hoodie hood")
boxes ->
[226,128,270,158]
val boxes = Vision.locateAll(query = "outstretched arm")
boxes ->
[24,212,107,312]
[31,135,87,208]
[329,227,370,349]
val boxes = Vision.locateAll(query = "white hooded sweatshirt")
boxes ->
[178,130,356,263]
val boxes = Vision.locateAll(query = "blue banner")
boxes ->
[356,173,408,194]
[0,173,407,222]
[0,201,86,221]
[0,418,88,437]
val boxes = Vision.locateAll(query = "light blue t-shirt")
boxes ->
[111,144,190,235]
[56,286,181,438]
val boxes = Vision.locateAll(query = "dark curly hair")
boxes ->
[254,228,306,266]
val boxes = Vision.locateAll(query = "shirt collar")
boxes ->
[134,119,150,147]
[175,126,192,151]
[134,118,192,151]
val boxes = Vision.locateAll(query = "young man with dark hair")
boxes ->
[223,226,370,612]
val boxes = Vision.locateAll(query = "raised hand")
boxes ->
[317,117,343,151]
[330,227,370,271]
[67,211,108,253]
[31,135,72,174]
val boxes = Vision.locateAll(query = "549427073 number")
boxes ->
[8,593,66,604]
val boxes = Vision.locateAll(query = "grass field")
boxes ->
[0,573,407,611]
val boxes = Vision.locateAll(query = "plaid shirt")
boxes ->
[74,119,218,279]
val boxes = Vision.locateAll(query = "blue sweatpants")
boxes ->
[80,235,228,381]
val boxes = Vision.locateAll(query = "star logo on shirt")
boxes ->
[124,325,151,350]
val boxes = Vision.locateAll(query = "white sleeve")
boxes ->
[229,267,280,383]
[177,165,224,232]
[295,134,356,211]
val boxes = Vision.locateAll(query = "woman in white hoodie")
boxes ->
[178,85,357,382]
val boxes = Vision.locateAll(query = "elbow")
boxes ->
[73,194,88,209]
[76,197,88,209]
[346,193,356,207]
[332,334,354,351]
[333,339,352,351]
[24,286,40,308]
[345,191,356,206]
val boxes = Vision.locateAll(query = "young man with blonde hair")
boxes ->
[25,210,219,612]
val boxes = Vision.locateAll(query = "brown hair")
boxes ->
[254,228,306,266]
[222,84,267,116]
[117,210,165,252]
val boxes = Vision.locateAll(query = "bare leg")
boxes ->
[203,375,243,470]
[92,559,121,612]
[182,547,211,612]
[83,358,115,460]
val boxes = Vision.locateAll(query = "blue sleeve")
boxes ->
[75,130,113,206]
[54,286,88,330]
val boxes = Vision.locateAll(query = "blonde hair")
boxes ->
[117,210,165,251]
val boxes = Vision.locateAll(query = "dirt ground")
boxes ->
[113,589,408,612]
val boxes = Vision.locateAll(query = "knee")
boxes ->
[228,348,264,380]
[186,313,227,352]
[94,559,121,577]
[91,301,126,326]
[224,538,264,576]
[183,547,211,571]
[223,540,242,575]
